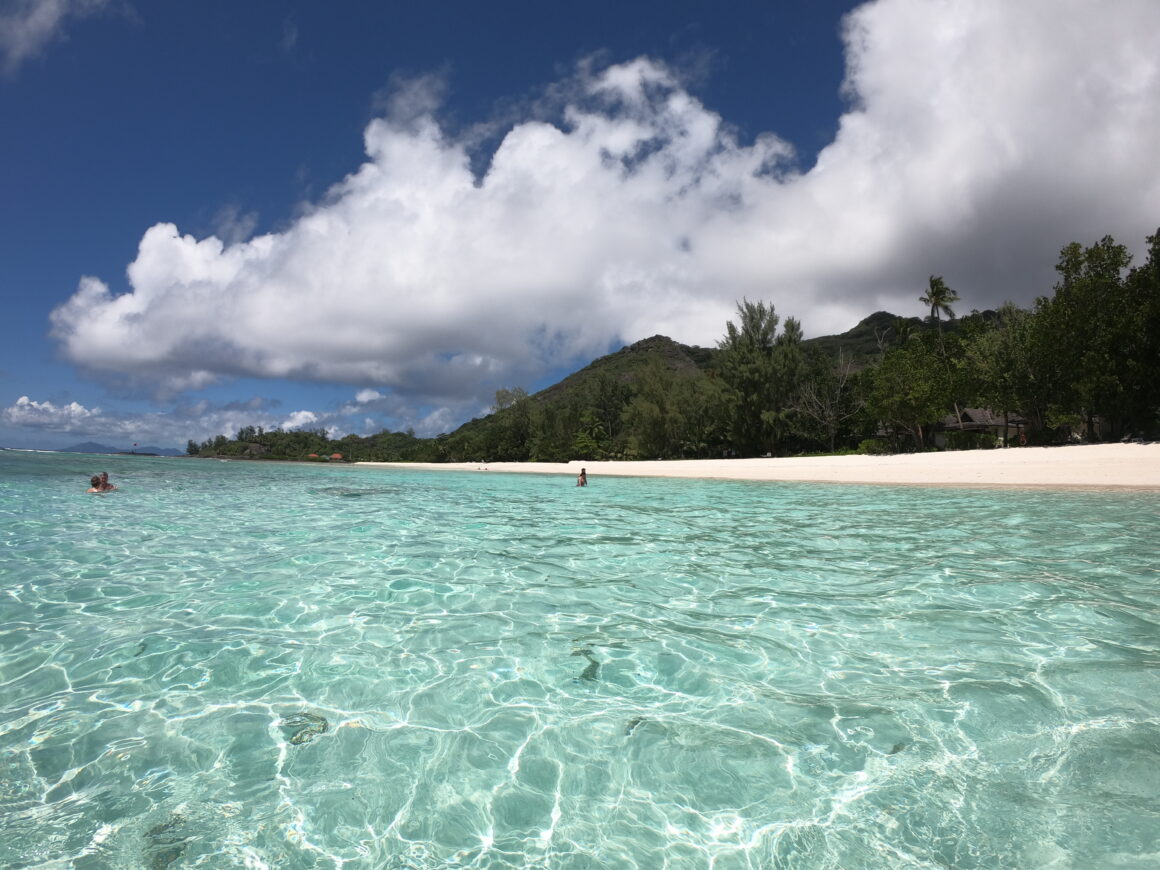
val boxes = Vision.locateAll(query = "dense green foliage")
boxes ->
[190,229,1160,462]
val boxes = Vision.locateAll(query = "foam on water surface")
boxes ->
[1,451,1158,868]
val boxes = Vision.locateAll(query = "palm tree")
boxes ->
[920,274,964,430]
[920,275,960,335]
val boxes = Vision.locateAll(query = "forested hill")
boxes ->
[433,310,937,462]
[538,311,921,398]
[191,309,936,462]
[527,310,926,407]
[805,310,926,365]
[532,334,713,404]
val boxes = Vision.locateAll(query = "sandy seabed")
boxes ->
[358,442,1160,490]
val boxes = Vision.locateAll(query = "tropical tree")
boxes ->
[864,337,947,450]
[918,275,968,427]
[763,316,807,449]
[582,371,631,447]
[920,275,960,334]
[716,298,780,455]
[673,373,729,457]
[571,409,609,459]
[1036,236,1134,438]
[963,302,1036,443]
[492,387,528,413]
[795,347,863,452]
[1123,228,1160,435]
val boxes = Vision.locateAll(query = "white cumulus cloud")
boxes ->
[0,393,393,450]
[1,395,100,429]
[50,0,1160,424]
[280,410,320,430]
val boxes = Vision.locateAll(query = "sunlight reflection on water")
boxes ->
[1,451,1158,868]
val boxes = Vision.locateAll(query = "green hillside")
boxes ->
[432,310,930,461]
[805,311,923,367]
[530,310,926,409]
[523,310,926,412]
[532,334,712,403]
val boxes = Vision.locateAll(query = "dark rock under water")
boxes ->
[571,648,600,682]
[280,712,330,745]
[145,814,189,870]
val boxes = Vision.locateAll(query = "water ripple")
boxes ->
[1,453,1158,867]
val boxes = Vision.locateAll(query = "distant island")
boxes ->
[60,441,184,457]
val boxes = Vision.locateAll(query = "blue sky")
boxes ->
[2,0,1158,451]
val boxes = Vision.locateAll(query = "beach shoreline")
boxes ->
[357,442,1160,490]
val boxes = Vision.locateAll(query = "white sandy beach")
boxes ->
[358,442,1160,489]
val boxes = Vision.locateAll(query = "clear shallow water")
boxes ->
[1,451,1158,869]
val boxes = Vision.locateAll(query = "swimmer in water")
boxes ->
[88,473,116,492]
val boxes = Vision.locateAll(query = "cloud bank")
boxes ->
[51,0,1160,420]
[0,393,401,449]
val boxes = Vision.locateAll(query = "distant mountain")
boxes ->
[60,441,184,457]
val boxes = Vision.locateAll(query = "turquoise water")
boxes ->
[1,450,1158,869]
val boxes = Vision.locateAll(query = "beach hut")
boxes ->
[937,408,1026,448]
[330,452,343,461]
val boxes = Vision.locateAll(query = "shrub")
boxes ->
[858,438,892,455]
